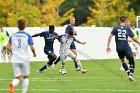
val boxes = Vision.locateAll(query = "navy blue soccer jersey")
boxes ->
[65,24,74,33]
[111,25,134,50]
[39,31,58,50]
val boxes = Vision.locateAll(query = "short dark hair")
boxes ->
[18,19,26,30]
[49,25,55,30]
[67,31,73,36]
[119,15,126,22]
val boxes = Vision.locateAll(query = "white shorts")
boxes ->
[59,50,74,62]
[12,62,30,77]
[129,42,136,52]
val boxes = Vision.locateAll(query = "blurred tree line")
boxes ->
[0,0,139,27]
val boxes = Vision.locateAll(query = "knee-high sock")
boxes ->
[12,79,20,87]
[74,59,83,70]
[122,63,129,76]
[22,78,29,93]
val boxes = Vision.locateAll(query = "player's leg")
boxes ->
[9,63,22,93]
[70,43,79,70]
[68,51,87,74]
[52,56,60,70]
[22,62,30,93]
[117,50,129,75]
[38,52,57,72]
[59,53,67,74]
[1,46,6,62]
[126,50,135,81]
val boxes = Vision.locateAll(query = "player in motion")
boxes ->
[58,31,88,74]
[106,15,140,81]
[8,19,36,93]
[32,25,59,73]
[53,17,79,70]
[0,26,10,62]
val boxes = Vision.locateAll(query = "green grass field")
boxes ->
[0,59,140,93]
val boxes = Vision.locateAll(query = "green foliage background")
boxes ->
[0,0,139,27]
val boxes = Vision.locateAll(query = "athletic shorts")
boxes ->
[128,42,136,52]
[117,49,133,60]
[12,62,30,77]
[70,42,76,49]
[44,48,54,55]
[59,50,75,62]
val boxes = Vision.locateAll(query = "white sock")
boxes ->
[74,59,83,70]
[22,78,29,93]
[12,79,20,87]
[1,53,4,62]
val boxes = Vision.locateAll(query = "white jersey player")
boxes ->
[59,31,87,74]
[7,19,36,93]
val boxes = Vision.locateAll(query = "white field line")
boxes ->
[1,88,140,92]
[0,76,140,81]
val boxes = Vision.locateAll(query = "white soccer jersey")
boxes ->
[9,31,33,63]
[59,34,76,52]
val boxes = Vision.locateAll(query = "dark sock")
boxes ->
[39,65,47,71]
[54,56,60,64]
[122,63,129,76]
[73,59,78,69]
[129,65,134,76]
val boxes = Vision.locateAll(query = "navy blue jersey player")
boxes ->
[106,15,140,81]
[53,17,79,70]
[32,25,59,73]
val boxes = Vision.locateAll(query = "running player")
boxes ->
[8,19,36,93]
[0,26,10,62]
[53,17,79,70]
[106,15,140,81]
[32,25,59,73]
[59,31,88,74]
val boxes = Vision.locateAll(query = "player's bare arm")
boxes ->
[30,45,36,57]
[75,39,86,45]
[32,34,39,37]
[106,34,112,53]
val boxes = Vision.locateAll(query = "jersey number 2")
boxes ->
[118,29,126,38]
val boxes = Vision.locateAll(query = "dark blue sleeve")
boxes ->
[9,37,12,44]
[111,27,116,35]
[72,36,76,41]
[137,30,139,35]
[59,34,66,38]
[128,28,134,38]
[39,32,46,37]
[28,34,33,45]
[6,31,10,36]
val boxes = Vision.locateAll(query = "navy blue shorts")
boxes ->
[117,49,133,59]
[70,42,76,49]
[44,48,54,55]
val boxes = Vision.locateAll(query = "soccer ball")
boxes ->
[59,69,67,75]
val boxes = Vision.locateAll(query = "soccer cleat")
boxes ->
[9,83,14,93]
[81,69,88,74]
[120,65,125,71]
[52,64,56,71]
[128,75,135,81]
[37,70,43,74]
[75,67,81,71]
[47,66,50,70]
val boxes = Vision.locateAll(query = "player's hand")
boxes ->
[81,42,86,45]
[53,36,59,39]
[106,47,111,53]
[33,54,36,57]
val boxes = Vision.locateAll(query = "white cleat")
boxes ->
[128,75,135,81]
[81,69,88,74]
[37,70,42,74]
[52,64,56,71]
[75,67,81,71]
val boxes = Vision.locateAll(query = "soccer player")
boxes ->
[8,19,36,93]
[32,25,59,73]
[106,15,140,81]
[120,18,136,71]
[59,31,88,74]
[131,23,140,59]
[53,17,79,70]
[0,26,10,62]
